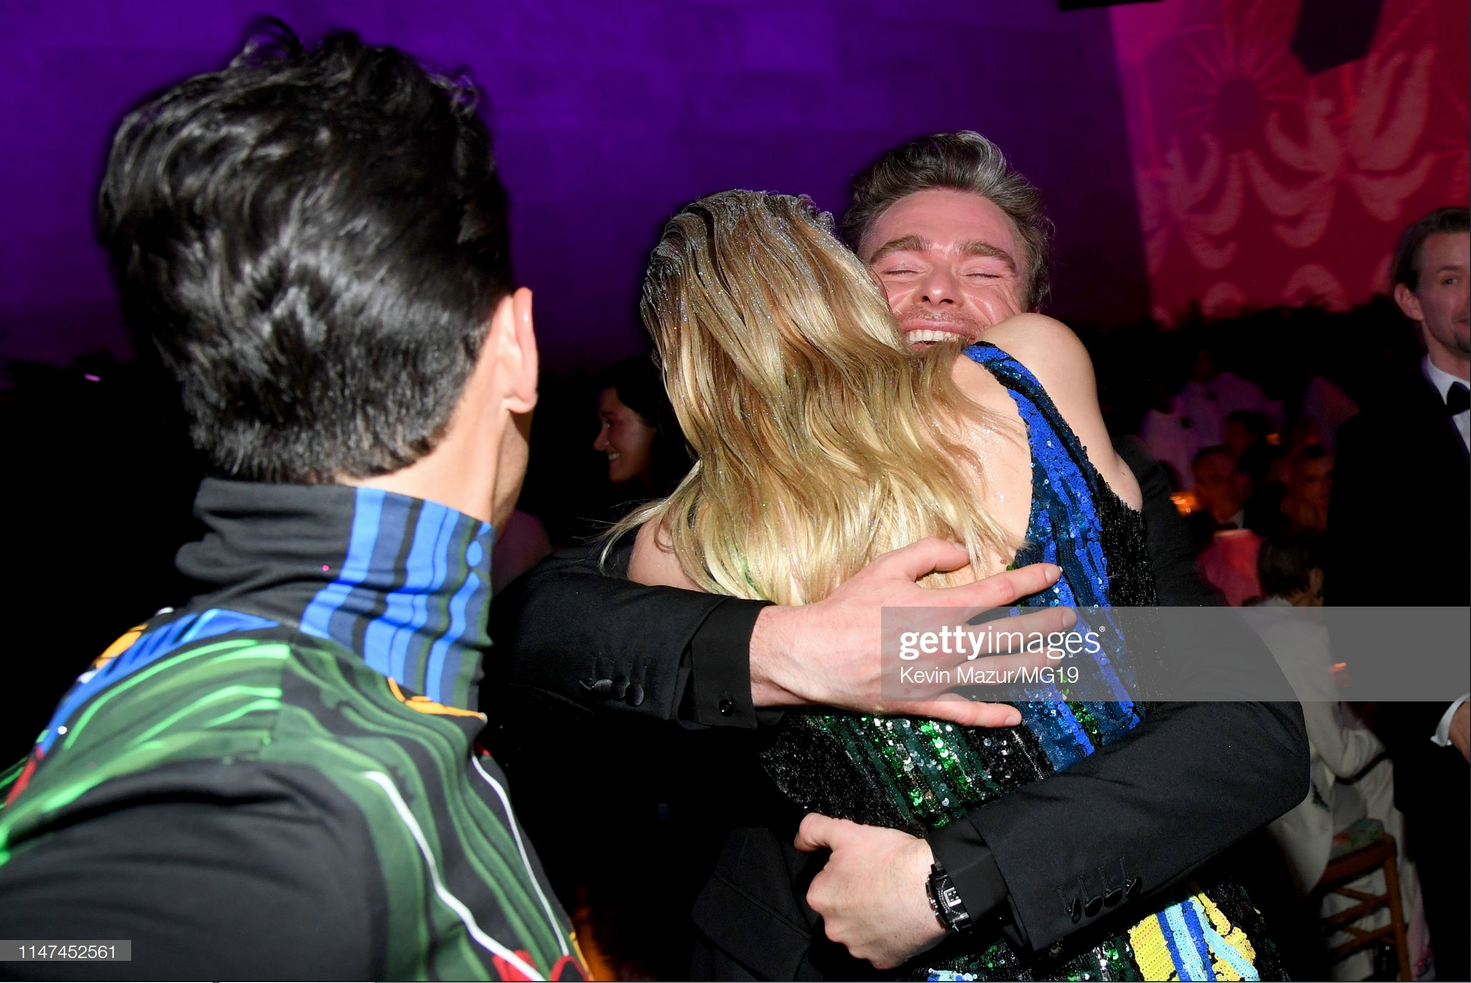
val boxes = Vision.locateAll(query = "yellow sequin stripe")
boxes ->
[92,624,148,670]
[1126,890,1258,982]
[386,677,487,720]
[1128,912,1179,981]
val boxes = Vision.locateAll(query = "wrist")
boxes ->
[749,605,805,707]
[907,837,950,944]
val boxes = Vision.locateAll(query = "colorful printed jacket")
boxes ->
[0,479,587,981]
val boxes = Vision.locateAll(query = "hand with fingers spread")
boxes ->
[750,538,1064,728]
[795,813,945,970]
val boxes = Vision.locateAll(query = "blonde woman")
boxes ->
[619,191,1283,981]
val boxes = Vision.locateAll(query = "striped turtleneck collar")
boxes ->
[176,478,495,710]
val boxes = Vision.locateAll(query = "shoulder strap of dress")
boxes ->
[963,342,1095,475]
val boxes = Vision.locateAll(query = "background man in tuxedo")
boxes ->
[1328,205,1469,980]
[489,132,1305,976]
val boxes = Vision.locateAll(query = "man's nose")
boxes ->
[919,267,959,306]
[593,426,608,451]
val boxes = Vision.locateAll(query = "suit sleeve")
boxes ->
[485,541,772,728]
[955,698,1307,950]
[941,602,1309,948]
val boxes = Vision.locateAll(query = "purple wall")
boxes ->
[1,1,1148,375]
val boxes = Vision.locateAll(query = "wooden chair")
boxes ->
[1313,829,1412,980]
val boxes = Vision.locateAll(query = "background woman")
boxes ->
[593,354,690,497]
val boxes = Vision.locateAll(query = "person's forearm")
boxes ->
[485,545,763,724]
[488,540,1066,731]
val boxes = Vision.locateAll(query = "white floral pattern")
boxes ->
[1111,0,1469,319]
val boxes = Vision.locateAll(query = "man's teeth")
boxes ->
[607,452,620,460]
[907,329,968,344]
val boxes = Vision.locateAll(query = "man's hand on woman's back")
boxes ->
[749,538,1067,728]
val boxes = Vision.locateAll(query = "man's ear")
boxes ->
[490,287,538,414]
[1394,282,1424,322]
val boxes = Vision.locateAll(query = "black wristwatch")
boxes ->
[926,862,974,934]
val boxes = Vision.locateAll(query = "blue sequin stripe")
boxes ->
[35,608,278,755]
[965,344,1139,767]
[965,345,1132,695]
[1162,901,1215,981]
[965,344,1111,597]
[1191,896,1260,981]
[973,349,1102,767]
[1180,898,1221,981]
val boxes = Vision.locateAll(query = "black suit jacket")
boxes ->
[1328,369,1469,607]
[1326,369,1469,817]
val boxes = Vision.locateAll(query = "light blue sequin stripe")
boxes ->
[36,608,278,754]
[300,487,385,643]
[1181,896,1221,981]
[1189,896,1259,981]
[424,523,491,704]
[365,498,457,686]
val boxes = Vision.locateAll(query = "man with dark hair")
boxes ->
[1328,205,1469,980]
[492,131,1304,977]
[0,29,586,980]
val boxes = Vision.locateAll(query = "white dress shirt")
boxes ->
[1423,355,1470,451]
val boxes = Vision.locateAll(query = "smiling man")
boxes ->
[845,132,1053,350]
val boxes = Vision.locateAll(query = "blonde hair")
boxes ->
[613,191,1014,604]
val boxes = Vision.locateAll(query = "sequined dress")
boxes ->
[761,343,1279,982]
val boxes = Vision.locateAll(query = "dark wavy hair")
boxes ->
[97,22,514,483]
[843,131,1054,311]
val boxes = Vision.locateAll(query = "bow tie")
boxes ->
[1448,382,1470,416]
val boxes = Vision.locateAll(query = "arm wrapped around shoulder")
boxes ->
[484,542,769,727]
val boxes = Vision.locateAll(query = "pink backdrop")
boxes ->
[1111,0,1470,323]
